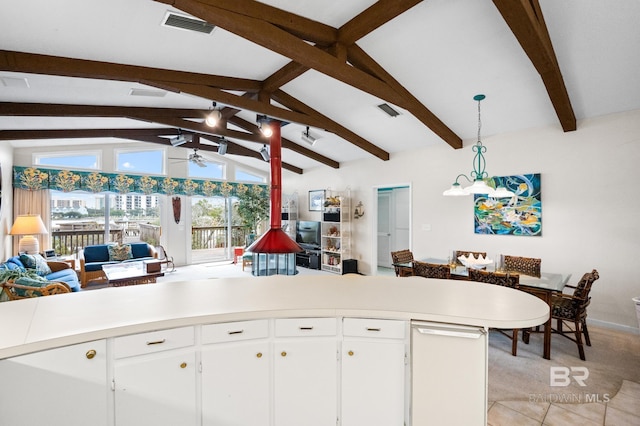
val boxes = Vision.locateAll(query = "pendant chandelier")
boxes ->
[443,94,514,198]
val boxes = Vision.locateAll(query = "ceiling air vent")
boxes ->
[377,103,401,117]
[162,12,216,34]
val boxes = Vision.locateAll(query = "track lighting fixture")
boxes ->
[256,114,274,137]
[205,101,222,127]
[218,137,228,155]
[260,144,270,162]
[301,126,318,146]
[170,129,191,147]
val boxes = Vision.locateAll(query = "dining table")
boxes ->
[394,257,570,360]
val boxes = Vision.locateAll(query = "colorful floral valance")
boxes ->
[13,166,269,198]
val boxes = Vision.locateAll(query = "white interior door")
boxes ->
[377,187,411,268]
[377,191,392,267]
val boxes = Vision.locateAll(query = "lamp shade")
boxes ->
[10,214,48,254]
[442,183,468,196]
[10,214,48,236]
[465,180,495,195]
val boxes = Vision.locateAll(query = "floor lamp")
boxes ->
[10,214,49,254]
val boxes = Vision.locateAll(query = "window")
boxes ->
[235,168,266,183]
[34,151,100,170]
[116,148,164,174]
[188,160,225,179]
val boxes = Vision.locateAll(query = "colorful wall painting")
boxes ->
[474,173,541,236]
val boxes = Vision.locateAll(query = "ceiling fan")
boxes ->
[169,148,212,167]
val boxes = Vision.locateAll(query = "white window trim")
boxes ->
[33,150,102,170]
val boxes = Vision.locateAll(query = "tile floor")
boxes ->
[488,380,640,425]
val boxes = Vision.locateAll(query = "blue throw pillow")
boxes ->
[19,254,52,276]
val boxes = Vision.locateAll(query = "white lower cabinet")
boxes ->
[113,327,197,426]
[201,320,270,426]
[0,340,108,426]
[274,317,338,426]
[0,318,414,426]
[341,318,407,426]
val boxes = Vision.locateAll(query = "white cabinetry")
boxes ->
[274,317,338,426]
[201,320,270,426]
[341,318,407,426]
[0,340,108,426]
[411,321,487,426]
[321,189,351,273]
[113,327,197,426]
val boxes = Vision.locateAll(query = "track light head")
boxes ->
[256,114,274,137]
[218,138,228,155]
[205,101,222,127]
[170,130,192,147]
[260,144,270,162]
[301,126,318,146]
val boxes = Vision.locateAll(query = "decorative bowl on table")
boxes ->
[458,254,493,269]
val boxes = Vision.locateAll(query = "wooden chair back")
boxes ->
[468,269,519,288]
[503,255,541,278]
[412,261,451,279]
[390,249,414,277]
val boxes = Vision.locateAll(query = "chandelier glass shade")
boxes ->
[443,94,514,198]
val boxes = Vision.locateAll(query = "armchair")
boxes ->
[2,280,71,301]
[550,269,600,360]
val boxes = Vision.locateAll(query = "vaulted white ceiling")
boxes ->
[1,0,639,174]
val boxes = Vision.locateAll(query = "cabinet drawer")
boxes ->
[275,317,337,337]
[343,318,406,339]
[114,326,194,359]
[202,319,269,344]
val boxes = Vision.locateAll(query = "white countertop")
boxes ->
[0,274,549,359]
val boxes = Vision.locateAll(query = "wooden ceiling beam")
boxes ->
[194,0,338,46]
[0,50,261,92]
[492,0,576,131]
[0,128,180,141]
[0,102,209,119]
[338,0,424,45]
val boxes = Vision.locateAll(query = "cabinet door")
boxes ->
[274,338,338,426]
[114,349,197,426]
[411,322,487,426]
[341,340,406,426]
[201,340,270,426]
[0,340,108,426]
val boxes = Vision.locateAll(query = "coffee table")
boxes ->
[102,261,164,287]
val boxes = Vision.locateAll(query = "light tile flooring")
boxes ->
[163,263,640,425]
[488,380,640,425]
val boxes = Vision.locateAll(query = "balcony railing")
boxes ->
[51,224,249,256]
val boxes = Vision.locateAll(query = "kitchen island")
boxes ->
[0,274,548,425]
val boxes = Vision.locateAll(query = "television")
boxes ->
[296,220,321,249]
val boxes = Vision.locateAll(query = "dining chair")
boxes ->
[412,260,451,279]
[503,255,541,278]
[390,249,414,277]
[455,250,487,265]
[550,269,600,360]
[468,269,520,356]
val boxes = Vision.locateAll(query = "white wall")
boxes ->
[283,109,640,331]
[0,143,14,261]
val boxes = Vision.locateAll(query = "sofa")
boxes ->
[79,243,157,287]
[0,254,81,293]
